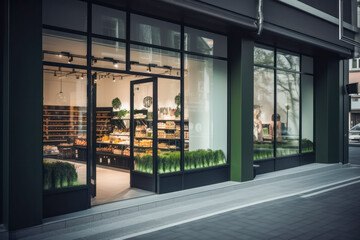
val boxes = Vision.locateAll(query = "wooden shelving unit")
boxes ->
[43,105,87,144]
[96,107,112,138]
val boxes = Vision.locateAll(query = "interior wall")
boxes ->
[96,78,130,109]
[95,77,180,111]
[43,72,87,106]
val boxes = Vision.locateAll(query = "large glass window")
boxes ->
[157,79,181,173]
[43,66,87,190]
[254,46,313,160]
[301,75,314,153]
[92,38,126,70]
[254,67,275,160]
[43,0,87,32]
[130,45,180,76]
[43,2,229,193]
[184,55,227,170]
[131,14,181,49]
[92,4,126,39]
[276,71,300,156]
[43,29,87,66]
[185,27,227,58]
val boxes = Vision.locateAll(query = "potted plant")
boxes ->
[112,97,121,111]
[174,93,181,118]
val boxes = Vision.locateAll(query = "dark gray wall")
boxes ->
[314,55,345,164]
[299,0,352,23]
[3,0,43,230]
[0,0,4,225]
[197,0,354,56]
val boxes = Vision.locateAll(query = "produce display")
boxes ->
[75,139,87,146]
[43,161,78,190]
[134,149,227,174]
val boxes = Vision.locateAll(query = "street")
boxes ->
[349,146,360,165]
[130,181,360,240]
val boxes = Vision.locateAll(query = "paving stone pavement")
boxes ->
[129,182,360,240]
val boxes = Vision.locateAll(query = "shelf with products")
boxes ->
[96,107,112,138]
[43,105,87,145]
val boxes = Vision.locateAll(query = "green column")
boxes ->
[229,36,254,182]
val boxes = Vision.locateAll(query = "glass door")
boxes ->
[130,78,157,192]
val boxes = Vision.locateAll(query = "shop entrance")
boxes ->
[91,74,156,205]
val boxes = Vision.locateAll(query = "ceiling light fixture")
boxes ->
[113,75,116,82]
[113,61,119,68]
[81,73,84,79]
[56,74,67,104]
[68,56,73,64]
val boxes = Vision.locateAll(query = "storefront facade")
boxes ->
[1,0,355,231]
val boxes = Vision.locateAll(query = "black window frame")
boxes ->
[42,0,229,195]
[253,43,315,161]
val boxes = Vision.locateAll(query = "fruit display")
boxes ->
[96,146,114,153]
[113,149,122,155]
[158,122,166,129]
[75,139,87,146]
[175,130,180,138]
[158,142,168,149]
[101,135,110,142]
[123,147,130,156]
[165,121,176,129]
[158,130,166,139]
[134,139,152,147]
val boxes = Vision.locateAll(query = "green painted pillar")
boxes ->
[229,36,254,182]
[314,56,345,164]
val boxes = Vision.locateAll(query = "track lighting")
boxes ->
[147,64,151,73]
[113,61,118,68]
[54,71,57,77]
[68,56,73,63]
[113,75,115,82]
[81,73,84,79]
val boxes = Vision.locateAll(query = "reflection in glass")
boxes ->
[43,29,87,66]
[253,67,275,160]
[301,75,314,153]
[276,51,300,71]
[131,14,180,49]
[254,47,274,67]
[133,82,153,173]
[276,71,300,156]
[43,66,87,190]
[184,55,227,170]
[157,79,181,173]
[184,27,227,58]
[130,45,180,76]
[92,4,126,39]
[92,38,126,70]
[43,0,87,32]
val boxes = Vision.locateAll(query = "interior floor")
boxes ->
[45,158,153,205]
[92,165,153,205]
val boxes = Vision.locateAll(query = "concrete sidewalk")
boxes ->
[4,163,360,240]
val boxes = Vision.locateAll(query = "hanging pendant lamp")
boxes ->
[56,73,67,104]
